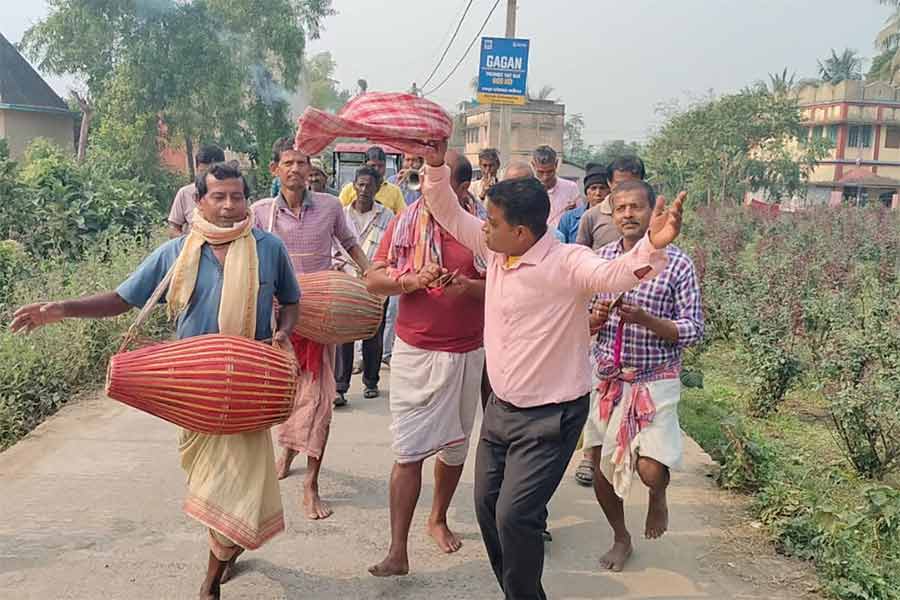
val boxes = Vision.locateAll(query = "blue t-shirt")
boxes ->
[557,205,587,244]
[116,230,300,341]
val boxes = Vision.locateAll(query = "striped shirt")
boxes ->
[250,191,359,274]
[344,201,394,260]
[591,240,704,376]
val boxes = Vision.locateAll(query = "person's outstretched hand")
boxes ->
[9,302,65,334]
[648,191,687,249]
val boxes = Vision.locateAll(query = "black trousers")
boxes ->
[334,301,388,394]
[474,393,590,600]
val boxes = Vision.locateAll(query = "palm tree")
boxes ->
[872,0,900,82]
[768,68,796,97]
[817,48,863,84]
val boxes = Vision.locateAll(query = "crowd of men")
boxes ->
[12,135,697,600]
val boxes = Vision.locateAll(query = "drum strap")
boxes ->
[119,264,177,353]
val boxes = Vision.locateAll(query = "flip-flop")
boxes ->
[333,393,348,407]
[364,387,380,399]
[574,458,594,486]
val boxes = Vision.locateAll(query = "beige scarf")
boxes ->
[166,208,259,338]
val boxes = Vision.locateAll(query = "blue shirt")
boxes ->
[557,205,587,243]
[116,230,300,341]
[388,174,421,206]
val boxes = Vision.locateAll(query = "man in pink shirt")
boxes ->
[421,139,685,600]
[531,145,584,228]
[166,144,226,238]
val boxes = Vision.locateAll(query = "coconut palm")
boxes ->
[817,48,863,84]
[768,68,796,97]
[872,0,900,82]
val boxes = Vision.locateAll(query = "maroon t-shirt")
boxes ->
[374,217,485,353]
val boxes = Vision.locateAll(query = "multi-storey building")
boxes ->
[799,80,900,208]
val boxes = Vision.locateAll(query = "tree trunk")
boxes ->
[185,136,195,181]
[73,92,93,163]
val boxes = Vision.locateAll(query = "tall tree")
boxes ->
[768,68,796,97]
[304,52,351,112]
[645,89,831,205]
[21,0,334,170]
[817,48,863,84]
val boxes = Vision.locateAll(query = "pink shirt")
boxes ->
[167,183,197,233]
[422,164,667,409]
[546,177,584,228]
[250,192,359,274]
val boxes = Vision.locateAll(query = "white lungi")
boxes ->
[389,337,485,465]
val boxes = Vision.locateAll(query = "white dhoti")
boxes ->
[389,337,485,465]
[583,366,683,498]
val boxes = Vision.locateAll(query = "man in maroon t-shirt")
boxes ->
[364,151,486,578]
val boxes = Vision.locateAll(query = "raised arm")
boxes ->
[564,235,667,295]
[566,191,687,294]
[420,140,489,262]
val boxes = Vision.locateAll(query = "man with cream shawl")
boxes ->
[10,162,301,600]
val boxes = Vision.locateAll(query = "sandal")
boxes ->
[363,387,380,399]
[333,393,348,407]
[574,458,594,486]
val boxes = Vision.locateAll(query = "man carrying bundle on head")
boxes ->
[364,150,486,578]
[10,162,301,600]
[251,138,370,521]
[583,179,703,572]
[418,139,685,600]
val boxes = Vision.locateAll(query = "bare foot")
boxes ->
[303,486,333,520]
[599,537,633,572]
[645,488,669,539]
[368,554,409,577]
[219,548,245,584]
[427,520,462,553]
[276,449,298,480]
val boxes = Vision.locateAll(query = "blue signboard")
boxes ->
[477,37,530,105]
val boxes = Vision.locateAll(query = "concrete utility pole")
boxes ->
[498,0,517,170]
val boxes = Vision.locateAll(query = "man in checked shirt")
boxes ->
[584,179,704,573]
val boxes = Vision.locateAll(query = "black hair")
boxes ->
[271,137,308,164]
[532,145,557,165]
[196,144,225,166]
[609,180,656,208]
[452,153,473,187]
[486,177,549,238]
[354,165,382,186]
[365,146,387,162]
[609,155,646,180]
[478,148,500,164]
[196,161,251,199]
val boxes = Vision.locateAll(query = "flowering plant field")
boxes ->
[678,205,900,599]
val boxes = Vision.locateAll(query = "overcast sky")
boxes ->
[1,1,892,145]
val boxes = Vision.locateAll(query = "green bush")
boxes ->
[0,233,170,449]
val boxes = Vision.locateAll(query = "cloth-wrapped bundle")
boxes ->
[106,334,297,434]
[295,270,384,344]
[294,92,453,156]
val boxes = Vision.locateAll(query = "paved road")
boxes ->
[0,374,812,599]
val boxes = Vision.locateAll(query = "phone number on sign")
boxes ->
[492,77,514,85]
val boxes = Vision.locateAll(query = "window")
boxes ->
[848,125,873,148]
[885,126,900,149]
[827,125,839,143]
[812,125,823,139]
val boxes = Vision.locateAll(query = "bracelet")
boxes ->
[399,274,412,294]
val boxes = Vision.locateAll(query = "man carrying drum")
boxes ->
[10,161,301,600]
[251,137,370,521]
